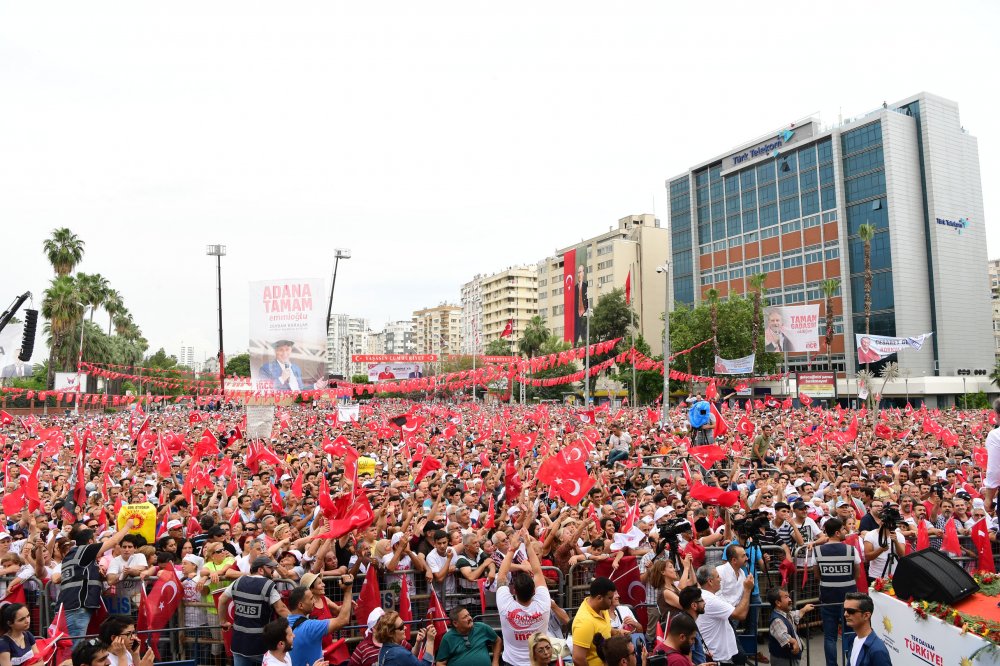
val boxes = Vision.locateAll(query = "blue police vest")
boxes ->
[230,576,277,657]
[57,545,103,611]
[815,542,857,603]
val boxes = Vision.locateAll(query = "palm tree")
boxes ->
[517,316,550,360]
[104,289,125,336]
[706,288,720,361]
[43,228,85,277]
[748,273,768,353]
[75,273,110,372]
[113,311,134,337]
[990,361,1000,391]
[822,279,841,372]
[41,276,83,387]
[858,224,875,336]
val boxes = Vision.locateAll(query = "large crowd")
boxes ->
[1,393,997,666]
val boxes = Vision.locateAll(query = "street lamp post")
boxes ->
[657,262,671,427]
[326,249,352,338]
[584,310,592,405]
[206,245,226,396]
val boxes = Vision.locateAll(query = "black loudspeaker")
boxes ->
[18,309,37,361]
[893,548,979,604]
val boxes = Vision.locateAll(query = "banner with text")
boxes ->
[855,333,933,364]
[249,279,327,392]
[713,354,755,375]
[367,363,423,382]
[797,371,836,399]
[54,372,86,392]
[763,304,819,353]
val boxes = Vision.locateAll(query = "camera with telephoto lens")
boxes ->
[659,516,692,541]
[733,509,769,539]
[879,507,902,530]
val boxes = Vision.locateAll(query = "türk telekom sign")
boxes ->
[722,122,815,172]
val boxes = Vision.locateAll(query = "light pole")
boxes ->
[584,309,592,405]
[326,249,352,338]
[657,262,671,427]
[206,245,226,396]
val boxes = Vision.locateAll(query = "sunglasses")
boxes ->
[843,608,863,615]
[394,624,405,631]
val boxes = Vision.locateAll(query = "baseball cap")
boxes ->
[391,532,406,547]
[836,500,850,508]
[167,520,183,530]
[653,507,673,522]
[280,474,292,481]
[250,556,279,572]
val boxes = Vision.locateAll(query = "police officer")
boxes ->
[218,556,290,666]
[59,519,136,646]
[811,518,860,666]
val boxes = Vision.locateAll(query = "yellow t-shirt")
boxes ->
[571,599,612,666]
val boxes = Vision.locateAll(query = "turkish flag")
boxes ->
[736,415,755,438]
[399,574,413,642]
[874,423,893,440]
[481,496,496,529]
[318,494,375,539]
[705,381,718,401]
[426,589,448,654]
[504,455,522,498]
[189,412,202,425]
[212,589,235,653]
[538,456,594,505]
[500,319,514,338]
[0,585,25,606]
[0,410,13,426]
[941,518,962,557]
[291,469,304,499]
[624,270,632,305]
[414,455,443,486]
[971,518,995,573]
[138,566,183,658]
[192,429,220,459]
[2,486,25,515]
[916,519,930,550]
[845,415,859,442]
[270,483,284,514]
[688,445,727,468]
[974,447,989,470]
[596,556,646,627]
[354,563,381,625]
[710,402,728,437]
[688,482,740,507]
[798,392,812,406]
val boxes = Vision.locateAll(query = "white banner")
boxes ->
[249,279,328,392]
[871,591,1000,666]
[367,363,423,382]
[856,333,933,364]
[764,305,819,353]
[713,354,755,375]
[54,372,86,392]
[336,404,360,422]
[245,405,275,439]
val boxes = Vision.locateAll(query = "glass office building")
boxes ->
[666,92,991,380]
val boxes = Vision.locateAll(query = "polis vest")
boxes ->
[767,611,797,660]
[815,542,857,602]
[230,576,277,656]
[58,545,103,611]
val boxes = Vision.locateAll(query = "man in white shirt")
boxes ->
[425,529,460,609]
[261,618,293,666]
[715,544,748,607]
[607,425,633,467]
[495,532,550,666]
[105,535,149,601]
[694,564,754,663]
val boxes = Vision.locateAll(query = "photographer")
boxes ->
[862,506,906,583]
[687,397,716,446]
[725,511,771,664]
[694,565,754,665]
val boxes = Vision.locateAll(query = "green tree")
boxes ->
[611,335,662,404]
[43,228,85,277]
[351,373,371,384]
[590,288,633,344]
[226,353,251,377]
[706,288,720,360]
[859,223,876,336]
[484,338,514,356]
[103,289,125,336]
[991,361,1000,391]
[75,272,110,372]
[517,316,550,360]
[41,275,83,387]
[748,273,767,353]
[822,279,841,372]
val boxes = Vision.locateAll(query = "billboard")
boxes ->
[367,363,423,382]
[562,246,590,344]
[0,324,33,378]
[54,372,86,392]
[249,279,327,392]
[763,305,819,353]
[713,354,755,375]
[855,333,933,364]
[352,354,436,363]
[797,371,836,399]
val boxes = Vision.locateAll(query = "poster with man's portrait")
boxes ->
[249,279,328,392]
[763,305,819,353]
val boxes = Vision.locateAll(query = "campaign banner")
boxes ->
[870,592,999,666]
[797,371,836,399]
[0,324,33,379]
[352,354,437,363]
[856,333,933,364]
[562,246,590,344]
[54,372,86,392]
[367,363,423,382]
[713,354,755,375]
[249,279,327,392]
[336,404,359,422]
[446,354,518,363]
[763,305,819,353]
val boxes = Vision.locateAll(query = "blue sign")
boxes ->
[936,216,969,234]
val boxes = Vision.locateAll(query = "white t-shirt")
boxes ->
[262,651,291,666]
[697,589,738,661]
[496,585,551,665]
[106,652,133,666]
[108,553,148,577]
[715,563,747,608]
[426,549,460,603]
[986,428,1000,489]
[610,604,638,632]
[863,529,905,579]
[849,633,868,666]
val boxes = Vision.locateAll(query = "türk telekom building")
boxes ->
[665,92,993,405]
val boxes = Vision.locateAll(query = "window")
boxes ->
[538,278,548,287]
[799,168,818,191]
[701,275,714,286]
[758,183,777,205]
[745,263,762,276]
[538,308,547,319]
[728,237,742,248]
[726,195,741,216]
[699,223,711,245]
[780,197,801,221]
[730,267,744,279]
[785,291,805,304]
[597,260,613,270]
[781,219,801,234]
[798,145,817,169]
[850,272,895,312]
[551,287,563,296]
[819,163,835,186]
[713,218,726,241]
[742,189,757,209]
[843,147,885,178]
[713,240,727,252]
[715,270,729,282]
[757,161,776,184]
[760,203,778,228]
[700,244,712,255]
[846,198,888,235]
[744,231,759,243]
[725,176,740,194]
[742,208,758,231]
[741,169,756,191]
[552,305,563,316]
[803,214,821,229]
[801,189,820,217]
[762,255,781,272]
[825,245,840,261]
[783,255,803,268]
[841,122,883,156]
[822,211,837,223]
[821,185,836,211]
[804,245,823,263]
[597,243,614,256]
[817,139,833,164]
[599,275,613,285]
[760,225,779,240]
[779,174,799,199]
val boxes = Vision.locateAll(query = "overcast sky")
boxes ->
[2,1,998,364]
